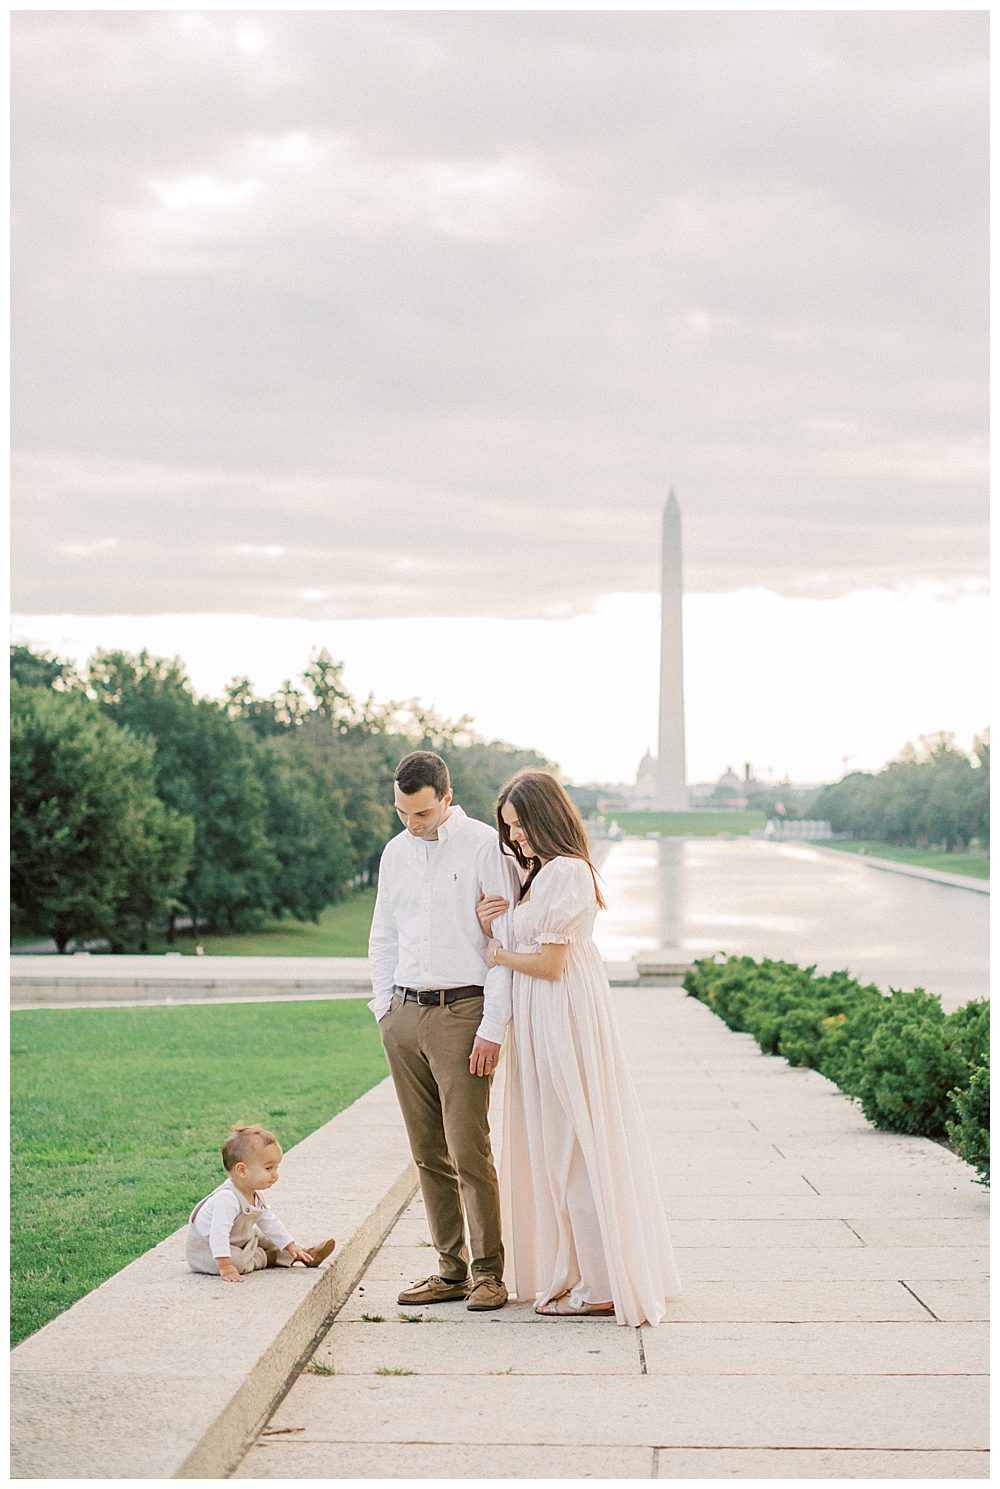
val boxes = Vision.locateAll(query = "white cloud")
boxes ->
[149,174,262,212]
[58,538,118,558]
[11,10,987,628]
[234,25,270,57]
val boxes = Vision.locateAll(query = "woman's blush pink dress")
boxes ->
[500,854,682,1325]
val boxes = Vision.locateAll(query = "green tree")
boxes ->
[442,737,557,826]
[969,731,990,847]
[288,719,399,881]
[301,648,361,733]
[816,734,989,853]
[257,737,356,920]
[11,683,193,952]
[10,643,82,693]
[223,676,286,739]
[107,797,196,952]
[88,650,276,933]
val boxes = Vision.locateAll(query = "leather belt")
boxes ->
[399,985,485,1007]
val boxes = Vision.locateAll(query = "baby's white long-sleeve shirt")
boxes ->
[189,1178,295,1258]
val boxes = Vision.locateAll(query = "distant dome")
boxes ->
[636,749,657,785]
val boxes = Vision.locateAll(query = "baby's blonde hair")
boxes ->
[221,1124,278,1172]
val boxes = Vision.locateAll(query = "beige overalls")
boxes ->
[185,1183,295,1275]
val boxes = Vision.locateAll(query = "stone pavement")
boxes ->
[233,984,989,1480]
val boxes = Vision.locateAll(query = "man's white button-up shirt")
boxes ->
[367,806,518,1045]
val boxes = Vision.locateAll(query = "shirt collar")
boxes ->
[433,804,467,844]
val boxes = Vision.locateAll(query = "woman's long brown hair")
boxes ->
[496,769,606,908]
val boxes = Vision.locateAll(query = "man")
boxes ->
[369,750,517,1311]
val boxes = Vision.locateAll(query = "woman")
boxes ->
[478,768,681,1325]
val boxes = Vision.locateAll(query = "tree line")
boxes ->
[813,732,989,852]
[11,644,552,952]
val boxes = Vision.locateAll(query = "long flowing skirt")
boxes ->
[499,940,682,1326]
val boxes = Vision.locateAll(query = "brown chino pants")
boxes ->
[379,992,503,1283]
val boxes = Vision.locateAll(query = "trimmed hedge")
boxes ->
[684,956,989,1185]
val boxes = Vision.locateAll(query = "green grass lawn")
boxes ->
[172,889,377,957]
[90,888,378,957]
[10,1000,387,1346]
[609,810,766,837]
[824,841,990,880]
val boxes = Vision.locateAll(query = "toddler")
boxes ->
[186,1124,335,1283]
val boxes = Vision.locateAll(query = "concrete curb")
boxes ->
[9,954,374,1007]
[10,955,658,1007]
[10,1077,417,1479]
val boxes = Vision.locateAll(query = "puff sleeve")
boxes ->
[529,856,596,944]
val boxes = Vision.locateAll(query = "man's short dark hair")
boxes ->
[394,751,451,798]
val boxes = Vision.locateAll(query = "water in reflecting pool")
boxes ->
[593,838,988,1011]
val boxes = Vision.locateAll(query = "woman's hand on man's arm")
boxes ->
[487,938,569,983]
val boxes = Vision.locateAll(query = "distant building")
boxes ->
[633,748,657,810]
[710,766,749,809]
[764,819,835,840]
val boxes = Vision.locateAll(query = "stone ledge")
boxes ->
[10,954,374,1006]
[635,950,696,979]
[10,1077,417,1479]
[10,955,660,1006]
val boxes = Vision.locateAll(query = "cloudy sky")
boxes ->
[11,10,988,784]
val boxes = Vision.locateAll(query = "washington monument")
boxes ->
[657,490,689,809]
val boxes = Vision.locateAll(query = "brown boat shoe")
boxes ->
[466,1276,508,1311]
[397,1274,471,1305]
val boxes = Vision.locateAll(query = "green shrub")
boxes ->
[855,989,967,1135]
[689,955,756,1030]
[685,955,989,1180]
[780,970,885,1076]
[946,1064,990,1185]
[946,998,990,1068]
[742,963,814,1055]
[775,1005,828,1069]
[818,983,889,1096]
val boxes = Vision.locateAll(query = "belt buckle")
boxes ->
[418,989,442,1007]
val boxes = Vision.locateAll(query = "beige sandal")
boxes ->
[534,1293,615,1318]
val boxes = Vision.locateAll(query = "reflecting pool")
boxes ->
[594,837,988,1011]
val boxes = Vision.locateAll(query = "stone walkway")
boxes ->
[231,985,988,1479]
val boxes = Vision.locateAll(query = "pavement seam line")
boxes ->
[239,1436,993,1451]
[897,1281,941,1321]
